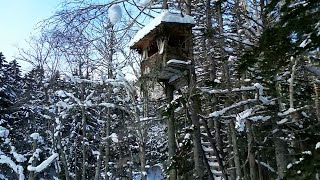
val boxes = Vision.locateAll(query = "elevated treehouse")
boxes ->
[129,11,195,89]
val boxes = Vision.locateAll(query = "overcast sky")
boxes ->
[0,1,62,63]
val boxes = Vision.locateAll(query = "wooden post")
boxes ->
[165,83,177,180]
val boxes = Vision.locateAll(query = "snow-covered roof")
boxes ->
[129,10,195,48]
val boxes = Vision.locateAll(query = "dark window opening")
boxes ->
[148,42,158,57]
[168,36,186,48]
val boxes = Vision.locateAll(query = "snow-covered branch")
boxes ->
[304,64,320,77]
[209,99,257,118]
[202,85,257,94]
[0,155,25,180]
[27,153,59,173]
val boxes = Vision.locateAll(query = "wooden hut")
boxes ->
[129,11,195,89]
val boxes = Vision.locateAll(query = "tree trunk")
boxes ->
[75,146,79,180]
[217,1,240,178]
[190,88,205,179]
[118,133,124,178]
[184,0,205,178]
[247,120,258,180]
[227,125,236,179]
[104,25,114,180]
[205,0,216,84]
[273,82,288,178]
[314,81,320,121]
[289,58,301,149]
[165,84,177,180]
[214,120,224,157]
[289,58,298,109]
[81,105,87,180]
[94,135,103,180]
[257,153,264,180]
[230,120,243,179]
[57,133,70,180]
[138,88,149,180]
[273,127,288,179]
[104,109,111,180]
[29,139,37,180]
[140,142,147,180]
[205,2,227,177]
[129,145,134,180]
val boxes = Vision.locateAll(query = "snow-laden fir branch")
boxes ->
[277,105,308,117]
[201,86,257,94]
[209,99,257,118]
[0,155,25,180]
[27,153,59,172]
[256,160,276,172]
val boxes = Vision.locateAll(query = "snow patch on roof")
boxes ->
[129,10,195,47]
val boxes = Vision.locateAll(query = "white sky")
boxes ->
[0,1,62,65]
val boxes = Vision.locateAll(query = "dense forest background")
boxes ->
[0,0,319,179]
